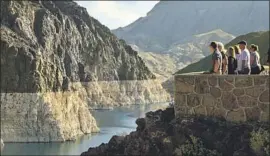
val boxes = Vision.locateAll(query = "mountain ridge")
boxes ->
[113,1,269,53]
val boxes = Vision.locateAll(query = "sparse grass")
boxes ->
[174,135,222,156]
[250,128,270,156]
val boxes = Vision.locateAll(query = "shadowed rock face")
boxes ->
[81,107,270,156]
[1,1,155,93]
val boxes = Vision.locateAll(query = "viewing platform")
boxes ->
[174,70,269,122]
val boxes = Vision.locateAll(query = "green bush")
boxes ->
[174,135,222,156]
[250,128,270,156]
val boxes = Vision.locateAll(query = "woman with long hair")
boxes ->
[227,46,237,74]
[217,42,228,74]
[234,45,241,74]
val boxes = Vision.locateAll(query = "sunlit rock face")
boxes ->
[0,1,169,142]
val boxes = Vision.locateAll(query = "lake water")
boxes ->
[1,103,169,155]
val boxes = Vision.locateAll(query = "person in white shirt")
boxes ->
[237,40,251,75]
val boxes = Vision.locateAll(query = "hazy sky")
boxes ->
[76,1,159,30]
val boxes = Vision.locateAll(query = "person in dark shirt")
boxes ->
[227,46,237,74]
[209,41,222,74]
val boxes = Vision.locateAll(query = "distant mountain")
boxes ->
[177,31,270,74]
[135,29,235,79]
[113,1,269,53]
[165,29,235,65]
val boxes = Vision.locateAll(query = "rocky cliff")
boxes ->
[81,107,270,156]
[113,1,269,53]
[0,1,169,142]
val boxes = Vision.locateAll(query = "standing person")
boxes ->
[217,42,228,74]
[227,46,237,74]
[208,41,222,75]
[234,45,241,74]
[238,40,251,74]
[249,44,261,74]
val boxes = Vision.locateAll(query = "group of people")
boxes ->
[208,40,266,75]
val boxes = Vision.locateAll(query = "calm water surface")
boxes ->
[1,103,168,155]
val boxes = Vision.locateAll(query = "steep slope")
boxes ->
[0,1,169,142]
[177,31,270,74]
[113,1,269,53]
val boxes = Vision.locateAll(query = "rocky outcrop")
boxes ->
[81,107,270,156]
[0,1,168,142]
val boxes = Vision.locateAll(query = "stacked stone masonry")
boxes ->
[174,74,269,122]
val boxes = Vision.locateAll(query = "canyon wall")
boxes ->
[0,1,169,142]
[174,74,269,122]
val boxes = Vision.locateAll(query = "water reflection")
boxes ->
[1,103,168,155]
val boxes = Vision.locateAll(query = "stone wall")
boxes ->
[174,74,269,122]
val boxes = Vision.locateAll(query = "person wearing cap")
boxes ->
[237,40,251,74]
[208,41,222,74]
